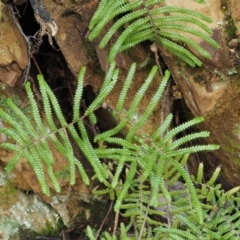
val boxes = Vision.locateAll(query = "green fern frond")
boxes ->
[115,63,136,114]
[89,0,219,66]
[126,70,170,141]
[95,64,160,141]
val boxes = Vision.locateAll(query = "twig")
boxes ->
[112,208,120,237]
[95,200,113,239]
[32,55,43,75]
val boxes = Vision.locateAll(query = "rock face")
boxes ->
[161,0,240,187]
[0,6,28,86]
[1,0,240,237]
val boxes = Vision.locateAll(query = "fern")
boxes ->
[88,0,220,66]
[1,62,239,239]
[0,64,120,195]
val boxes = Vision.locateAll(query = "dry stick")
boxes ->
[95,200,113,239]
[112,208,120,237]
[32,55,43,75]
[138,180,151,240]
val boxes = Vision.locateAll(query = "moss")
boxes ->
[221,0,238,40]
[19,218,65,240]
[225,16,238,40]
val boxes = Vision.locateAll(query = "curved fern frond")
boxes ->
[89,0,220,66]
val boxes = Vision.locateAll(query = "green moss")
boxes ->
[19,218,65,240]
[225,16,238,40]
[221,0,238,40]
[224,136,240,165]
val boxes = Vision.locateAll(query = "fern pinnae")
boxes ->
[155,15,213,34]
[88,112,97,125]
[40,77,67,127]
[163,154,188,182]
[156,227,198,240]
[159,116,204,146]
[88,0,109,30]
[0,142,20,152]
[4,152,23,173]
[6,98,37,139]
[99,9,149,48]
[195,162,204,183]
[95,148,135,158]
[206,165,221,186]
[88,0,127,41]
[101,62,116,89]
[0,122,26,147]
[46,166,60,193]
[168,131,210,150]
[74,158,89,184]
[149,171,161,207]
[72,67,85,122]
[114,160,137,211]
[85,69,119,115]
[175,215,199,234]
[109,17,150,62]
[141,151,158,182]
[112,156,126,188]
[95,65,157,141]
[0,108,31,145]
[157,158,172,204]
[159,24,220,49]
[76,122,108,180]
[35,141,54,165]
[65,151,76,185]
[159,37,202,67]
[104,137,138,150]
[118,30,154,53]
[86,225,95,240]
[156,6,213,23]
[27,147,49,195]
[174,51,197,67]
[123,65,158,128]
[172,144,219,156]
[115,63,136,114]
[152,114,173,140]
[159,31,212,59]
[168,157,203,224]
[126,70,170,141]
[38,77,57,132]
[68,125,106,182]
[25,81,46,136]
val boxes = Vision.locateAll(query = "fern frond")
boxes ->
[72,67,85,122]
[155,227,198,240]
[155,15,212,34]
[126,70,170,141]
[89,1,219,66]
[159,116,204,145]
[115,63,136,114]
[159,37,202,67]
[205,166,221,186]
[159,31,212,59]
[95,65,159,141]
[114,160,137,211]
[109,17,150,62]
[168,131,210,150]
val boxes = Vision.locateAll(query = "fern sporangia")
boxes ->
[88,0,220,67]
